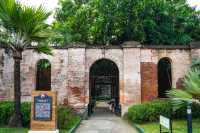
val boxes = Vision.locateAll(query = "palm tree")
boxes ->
[167,69,200,133]
[168,71,200,109]
[0,0,54,127]
[167,58,200,110]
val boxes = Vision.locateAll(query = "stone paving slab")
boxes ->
[76,102,137,133]
[76,116,137,133]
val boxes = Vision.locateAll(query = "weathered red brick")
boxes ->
[141,62,158,102]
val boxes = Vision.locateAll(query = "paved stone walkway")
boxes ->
[76,102,137,133]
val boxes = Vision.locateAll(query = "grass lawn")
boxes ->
[0,128,68,133]
[139,119,200,133]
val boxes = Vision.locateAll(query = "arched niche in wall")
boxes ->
[157,57,172,98]
[88,58,120,116]
[36,59,51,91]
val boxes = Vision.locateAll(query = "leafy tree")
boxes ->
[0,0,54,127]
[53,0,200,45]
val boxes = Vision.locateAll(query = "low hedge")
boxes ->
[0,101,81,129]
[58,106,81,130]
[127,100,200,123]
[0,101,31,127]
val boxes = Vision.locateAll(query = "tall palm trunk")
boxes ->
[9,50,23,127]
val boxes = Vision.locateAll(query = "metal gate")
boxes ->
[88,59,120,116]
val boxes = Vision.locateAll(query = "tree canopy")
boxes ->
[53,0,200,45]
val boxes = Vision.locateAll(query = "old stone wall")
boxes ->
[85,48,124,113]
[22,49,69,103]
[141,62,158,102]
[141,49,191,87]
[0,42,199,115]
[67,48,86,112]
[0,50,5,100]
[0,49,14,100]
[122,48,141,113]
[191,49,200,58]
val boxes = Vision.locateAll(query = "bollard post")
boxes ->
[187,102,192,133]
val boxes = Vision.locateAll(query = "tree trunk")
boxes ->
[9,50,23,127]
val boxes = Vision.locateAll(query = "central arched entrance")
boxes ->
[88,59,120,116]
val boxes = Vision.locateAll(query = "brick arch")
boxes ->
[157,56,174,86]
[157,57,173,74]
[35,59,51,91]
[88,58,120,72]
[85,49,124,104]
[31,55,54,90]
[157,57,172,98]
[158,57,172,64]
[34,58,53,69]
[88,58,120,116]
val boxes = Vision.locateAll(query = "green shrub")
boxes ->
[58,106,81,130]
[127,100,172,123]
[21,102,31,127]
[0,101,14,126]
[0,101,81,130]
[127,100,200,123]
[0,101,31,127]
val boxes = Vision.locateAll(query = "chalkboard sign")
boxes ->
[34,94,52,121]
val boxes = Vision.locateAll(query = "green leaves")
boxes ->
[54,0,200,45]
[191,58,200,74]
[167,89,192,110]
[184,71,200,95]
[168,69,200,110]
[0,0,54,54]
[35,43,53,55]
[37,59,51,70]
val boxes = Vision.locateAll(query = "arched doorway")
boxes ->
[88,59,120,116]
[158,57,172,98]
[36,59,51,91]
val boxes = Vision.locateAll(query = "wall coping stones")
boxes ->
[140,45,191,50]
[0,41,199,50]
[190,42,200,49]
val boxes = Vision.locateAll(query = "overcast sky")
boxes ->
[17,0,200,24]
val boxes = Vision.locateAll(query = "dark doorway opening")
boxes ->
[88,59,120,116]
[158,57,172,98]
[36,59,51,91]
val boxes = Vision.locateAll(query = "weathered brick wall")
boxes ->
[0,43,198,115]
[0,49,3,100]
[0,49,14,100]
[22,49,69,103]
[141,62,158,102]
[85,48,124,112]
[67,48,86,112]
[141,49,191,88]
[191,49,200,58]
[122,48,141,114]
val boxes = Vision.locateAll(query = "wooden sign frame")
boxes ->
[30,91,57,131]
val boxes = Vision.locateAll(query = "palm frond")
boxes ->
[167,89,193,110]
[35,42,53,55]
[0,0,53,54]
[184,70,200,95]
[167,69,200,110]
[191,58,200,74]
